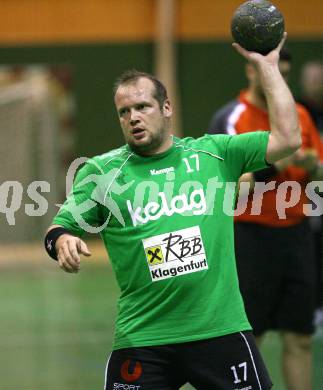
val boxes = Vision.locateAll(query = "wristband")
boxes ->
[44,227,72,260]
[253,166,278,182]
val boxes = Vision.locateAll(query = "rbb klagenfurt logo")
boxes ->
[145,245,164,266]
[143,226,208,282]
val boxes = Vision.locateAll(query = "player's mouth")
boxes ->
[131,127,147,140]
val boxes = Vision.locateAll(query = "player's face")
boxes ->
[301,64,323,100]
[114,77,172,155]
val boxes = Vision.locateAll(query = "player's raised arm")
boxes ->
[233,33,302,163]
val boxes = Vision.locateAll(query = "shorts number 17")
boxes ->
[230,362,247,384]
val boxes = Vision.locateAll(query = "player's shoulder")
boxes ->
[90,145,132,169]
[295,102,319,136]
[175,130,267,154]
[296,102,312,121]
[214,99,241,118]
[174,134,231,159]
[208,98,242,134]
[74,145,131,179]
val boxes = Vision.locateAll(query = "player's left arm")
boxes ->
[233,32,302,164]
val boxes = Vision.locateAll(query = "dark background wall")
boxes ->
[178,39,323,137]
[0,0,322,158]
[1,39,322,155]
[0,43,153,157]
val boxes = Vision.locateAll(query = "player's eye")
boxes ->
[137,104,146,111]
[119,108,128,117]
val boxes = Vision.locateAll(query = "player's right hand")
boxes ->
[56,234,91,273]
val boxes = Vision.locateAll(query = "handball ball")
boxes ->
[231,0,285,54]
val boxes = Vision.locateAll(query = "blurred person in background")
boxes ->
[208,48,323,390]
[299,61,323,135]
[298,60,323,328]
[44,36,299,390]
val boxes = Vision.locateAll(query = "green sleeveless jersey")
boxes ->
[53,132,269,350]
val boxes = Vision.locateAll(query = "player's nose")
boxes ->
[129,109,140,126]
[130,118,140,127]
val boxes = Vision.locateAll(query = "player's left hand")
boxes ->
[56,234,92,273]
[232,32,287,66]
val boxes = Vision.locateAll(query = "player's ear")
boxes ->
[162,99,172,118]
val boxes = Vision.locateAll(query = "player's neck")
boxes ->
[137,135,174,157]
[246,88,268,111]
